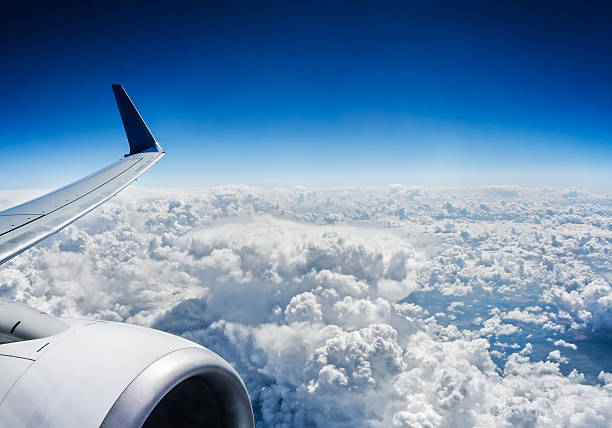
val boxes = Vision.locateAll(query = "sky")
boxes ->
[1,1,612,189]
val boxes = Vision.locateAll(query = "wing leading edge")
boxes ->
[0,85,164,265]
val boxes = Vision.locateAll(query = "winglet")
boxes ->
[112,84,162,155]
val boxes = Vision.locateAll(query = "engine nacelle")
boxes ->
[0,300,254,427]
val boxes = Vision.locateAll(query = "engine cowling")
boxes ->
[0,301,254,427]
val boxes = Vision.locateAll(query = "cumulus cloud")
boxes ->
[547,349,569,364]
[553,339,578,350]
[2,185,612,426]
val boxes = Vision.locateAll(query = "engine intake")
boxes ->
[103,347,253,428]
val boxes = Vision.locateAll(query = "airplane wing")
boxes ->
[0,84,165,265]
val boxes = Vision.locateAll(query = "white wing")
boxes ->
[0,85,164,265]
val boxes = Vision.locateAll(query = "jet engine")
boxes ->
[0,300,254,427]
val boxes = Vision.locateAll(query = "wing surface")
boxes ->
[0,85,164,265]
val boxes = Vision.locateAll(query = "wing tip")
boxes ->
[112,84,164,156]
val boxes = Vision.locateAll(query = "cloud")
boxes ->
[547,349,569,364]
[553,339,578,350]
[2,185,612,426]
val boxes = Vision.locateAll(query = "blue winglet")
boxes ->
[112,84,162,155]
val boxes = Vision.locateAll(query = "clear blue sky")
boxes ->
[1,1,612,189]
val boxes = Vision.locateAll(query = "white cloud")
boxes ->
[2,185,612,426]
[547,349,569,364]
[285,292,323,323]
[599,372,612,387]
[553,339,578,350]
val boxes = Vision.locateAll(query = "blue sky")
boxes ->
[1,1,612,189]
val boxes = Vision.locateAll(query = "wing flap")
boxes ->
[0,215,43,235]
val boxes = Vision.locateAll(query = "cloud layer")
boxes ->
[2,185,612,426]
